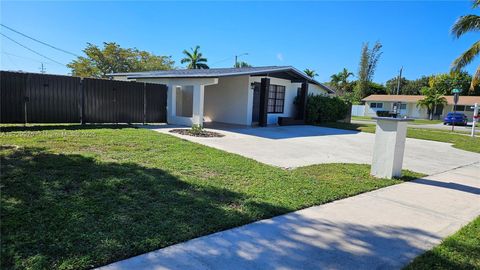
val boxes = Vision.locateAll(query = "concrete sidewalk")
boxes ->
[99,162,480,270]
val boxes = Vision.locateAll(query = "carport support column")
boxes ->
[259,78,270,127]
[371,117,413,179]
[192,84,205,127]
[297,82,308,120]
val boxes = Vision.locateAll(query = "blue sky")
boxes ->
[1,1,478,83]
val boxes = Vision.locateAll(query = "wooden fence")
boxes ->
[0,71,167,124]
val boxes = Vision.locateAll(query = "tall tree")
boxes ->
[181,46,209,69]
[416,86,447,120]
[355,41,383,100]
[451,0,480,93]
[304,68,318,78]
[403,76,431,95]
[67,42,174,78]
[385,76,431,95]
[234,61,252,68]
[368,82,387,95]
[385,77,408,95]
[429,72,472,95]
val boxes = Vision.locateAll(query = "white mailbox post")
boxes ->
[371,117,413,179]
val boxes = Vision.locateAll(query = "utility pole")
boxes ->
[39,63,46,74]
[234,53,248,67]
[396,67,403,95]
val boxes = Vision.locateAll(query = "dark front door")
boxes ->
[252,82,260,123]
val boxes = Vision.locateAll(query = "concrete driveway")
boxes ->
[150,125,479,175]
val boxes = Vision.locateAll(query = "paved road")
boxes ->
[151,125,479,175]
[351,119,479,133]
[98,162,480,270]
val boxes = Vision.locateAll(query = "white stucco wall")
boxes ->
[308,83,330,96]
[364,101,431,119]
[204,76,251,125]
[365,101,389,117]
[110,74,329,126]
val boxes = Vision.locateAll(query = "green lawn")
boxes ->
[408,119,443,125]
[0,125,422,270]
[351,116,375,121]
[319,122,480,153]
[404,216,480,270]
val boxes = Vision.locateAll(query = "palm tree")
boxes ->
[181,46,209,69]
[416,87,447,120]
[304,69,318,79]
[338,68,354,84]
[330,68,354,95]
[451,0,480,92]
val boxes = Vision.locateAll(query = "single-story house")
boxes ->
[110,66,334,127]
[362,94,480,121]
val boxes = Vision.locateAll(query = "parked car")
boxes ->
[443,112,468,125]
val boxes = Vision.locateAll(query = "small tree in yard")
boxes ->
[416,87,447,120]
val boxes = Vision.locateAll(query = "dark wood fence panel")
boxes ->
[1,71,27,123]
[83,78,145,123]
[26,73,81,123]
[0,71,167,124]
[146,83,168,123]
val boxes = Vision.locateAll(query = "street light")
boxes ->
[235,53,248,67]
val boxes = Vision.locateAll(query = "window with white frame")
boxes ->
[370,102,383,109]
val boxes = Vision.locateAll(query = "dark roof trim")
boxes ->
[109,66,335,93]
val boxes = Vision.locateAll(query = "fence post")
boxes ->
[143,83,147,125]
[24,73,30,125]
[79,78,85,124]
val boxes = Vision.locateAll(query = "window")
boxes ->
[400,104,407,110]
[466,106,474,111]
[455,105,466,111]
[267,85,285,113]
[175,86,193,117]
[370,102,383,109]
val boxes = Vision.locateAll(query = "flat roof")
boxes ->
[362,94,480,105]
[109,66,334,93]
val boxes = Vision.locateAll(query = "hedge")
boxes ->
[305,95,350,123]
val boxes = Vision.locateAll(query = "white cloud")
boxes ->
[276,53,284,61]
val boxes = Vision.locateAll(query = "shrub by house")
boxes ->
[306,95,350,123]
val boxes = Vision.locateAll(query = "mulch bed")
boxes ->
[169,129,225,138]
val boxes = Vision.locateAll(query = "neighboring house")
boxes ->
[110,66,333,127]
[362,94,480,121]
